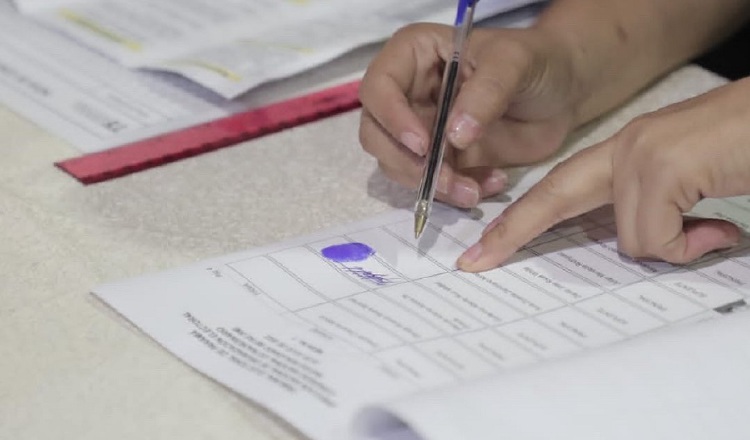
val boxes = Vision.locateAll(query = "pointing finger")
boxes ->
[457,143,615,272]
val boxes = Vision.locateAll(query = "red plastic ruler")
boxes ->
[55,80,362,184]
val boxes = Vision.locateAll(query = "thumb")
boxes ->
[457,143,614,272]
[656,217,740,264]
[447,40,532,149]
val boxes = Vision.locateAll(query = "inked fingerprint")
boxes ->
[321,242,375,263]
[321,243,393,286]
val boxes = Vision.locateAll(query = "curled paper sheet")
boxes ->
[353,311,750,440]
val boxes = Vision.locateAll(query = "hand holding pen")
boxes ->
[357,1,579,255]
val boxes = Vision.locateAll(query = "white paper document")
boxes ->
[353,308,750,440]
[0,0,542,152]
[94,159,750,440]
[20,0,542,99]
[0,0,228,152]
[0,0,377,152]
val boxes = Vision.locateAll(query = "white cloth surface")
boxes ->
[0,65,727,439]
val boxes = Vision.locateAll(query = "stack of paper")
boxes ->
[93,116,750,439]
[1,0,543,152]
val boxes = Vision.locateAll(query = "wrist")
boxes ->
[530,0,666,127]
[529,24,591,129]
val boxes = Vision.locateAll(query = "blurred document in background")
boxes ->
[0,0,542,152]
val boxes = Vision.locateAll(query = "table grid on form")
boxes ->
[218,197,750,391]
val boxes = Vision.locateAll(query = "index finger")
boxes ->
[359,23,451,155]
[457,144,614,272]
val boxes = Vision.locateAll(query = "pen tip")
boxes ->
[414,214,427,239]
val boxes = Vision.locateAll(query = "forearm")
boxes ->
[534,0,750,126]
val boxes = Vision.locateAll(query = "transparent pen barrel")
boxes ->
[415,4,475,211]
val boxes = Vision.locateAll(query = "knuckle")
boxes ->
[614,113,668,162]
[361,23,441,98]
[613,114,651,155]
[613,113,681,178]
[536,166,572,200]
[387,24,417,45]
[519,169,578,225]
[390,23,442,45]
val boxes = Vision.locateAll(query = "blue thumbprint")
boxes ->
[321,242,375,263]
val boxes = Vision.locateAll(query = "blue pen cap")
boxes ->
[454,0,477,25]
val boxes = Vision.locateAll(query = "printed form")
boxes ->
[19,0,541,99]
[94,165,750,439]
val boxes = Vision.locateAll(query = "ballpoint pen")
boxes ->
[414,0,478,239]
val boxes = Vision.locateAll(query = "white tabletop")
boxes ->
[0,65,727,440]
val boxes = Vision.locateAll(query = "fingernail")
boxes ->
[449,113,480,148]
[400,132,425,155]
[458,243,483,269]
[451,182,480,207]
[484,169,508,194]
